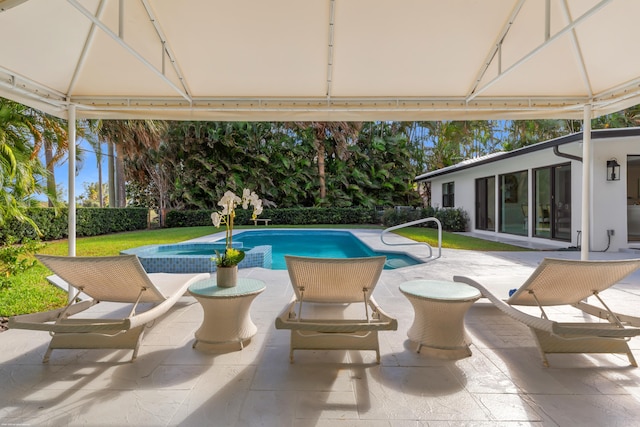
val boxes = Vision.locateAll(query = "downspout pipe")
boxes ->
[553,146,582,163]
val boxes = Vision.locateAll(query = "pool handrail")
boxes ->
[380,217,442,261]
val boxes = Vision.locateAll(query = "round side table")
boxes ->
[189,277,265,350]
[400,279,481,359]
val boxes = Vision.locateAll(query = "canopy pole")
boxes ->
[581,104,592,260]
[68,104,76,258]
[67,104,77,303]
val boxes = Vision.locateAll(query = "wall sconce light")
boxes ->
[607,159,620,181]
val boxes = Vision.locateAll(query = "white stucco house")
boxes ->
[415,128,640,252]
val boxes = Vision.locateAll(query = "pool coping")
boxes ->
[123,228,429,274]
[121,242,272,273]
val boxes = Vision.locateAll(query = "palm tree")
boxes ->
[94,120,167,207]
[419,121,463,170]
[107,141,115,207]
[84,122,107,207]
[593,105,640,129]
[503,119,571,150]
[289,122,362,201]
[33,114,69,207]
[0,98,53,229]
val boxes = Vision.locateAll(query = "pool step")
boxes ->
[385,258,414,269]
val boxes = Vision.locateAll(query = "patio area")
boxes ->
[2,230,640,426]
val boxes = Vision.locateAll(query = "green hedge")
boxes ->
[381,207,469,232]
[1,207,149,244]
[164,206,467,231]
[165,207,377,228]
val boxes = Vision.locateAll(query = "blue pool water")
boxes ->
[219,230,420,270]
[122,230,421,273]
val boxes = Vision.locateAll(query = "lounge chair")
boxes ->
[454,257,640,367]
[275,255,397,363]
[9,254,208,363]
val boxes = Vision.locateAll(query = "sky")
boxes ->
[41,138,103,203]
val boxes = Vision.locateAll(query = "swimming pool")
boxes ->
[122,229,421,273]
[227,230,421,270]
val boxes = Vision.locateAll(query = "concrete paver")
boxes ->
[1,229,640,426]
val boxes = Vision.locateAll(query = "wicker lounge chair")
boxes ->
[9,254,208,363]
[454,257,640,367]
[275,255,397,363]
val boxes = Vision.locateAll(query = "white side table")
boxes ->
[400,279,481,359]
[189,277,265,350]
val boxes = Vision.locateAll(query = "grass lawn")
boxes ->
[1,226,216,317]
[0,225,526,317]
[392,227,528,251]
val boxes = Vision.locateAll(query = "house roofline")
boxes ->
[415,127,640,182]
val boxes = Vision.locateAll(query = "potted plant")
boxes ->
[211,189,263,287]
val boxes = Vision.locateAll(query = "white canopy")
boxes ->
[1,0,640,122]
[1,0,638,262]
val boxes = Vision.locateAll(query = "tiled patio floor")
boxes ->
[2,230,640,426]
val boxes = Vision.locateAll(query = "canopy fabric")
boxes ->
[1,0,640,121]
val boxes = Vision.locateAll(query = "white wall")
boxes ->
[591,136,640,251]
[424,134,640,251]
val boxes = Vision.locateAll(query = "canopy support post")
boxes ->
[581,104,591,261]
[67,104,77,301]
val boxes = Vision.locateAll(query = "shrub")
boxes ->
[381,206,468,232]
[0,237,46,290]
[165,207,377,228]
[0,207,149,245]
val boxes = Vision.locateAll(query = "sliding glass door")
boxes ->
[475,176,495,231]
[534,168,551,238]
[628,155,640,242]
[499,171,528,236]
[533,163,571,241]
[553,164,571,240]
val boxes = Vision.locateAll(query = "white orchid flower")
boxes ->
[211,212,222,227]
[213,189,264,254]
[242,188,255,209]
[219,191,240,208]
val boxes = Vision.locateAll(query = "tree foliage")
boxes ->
[0,98,56,230]
[115,112,640,213]
[123,121,423,211]
[7,95,640,229]
[288,121,362,202]
[78,182,108,207]
[92,119,166,207]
